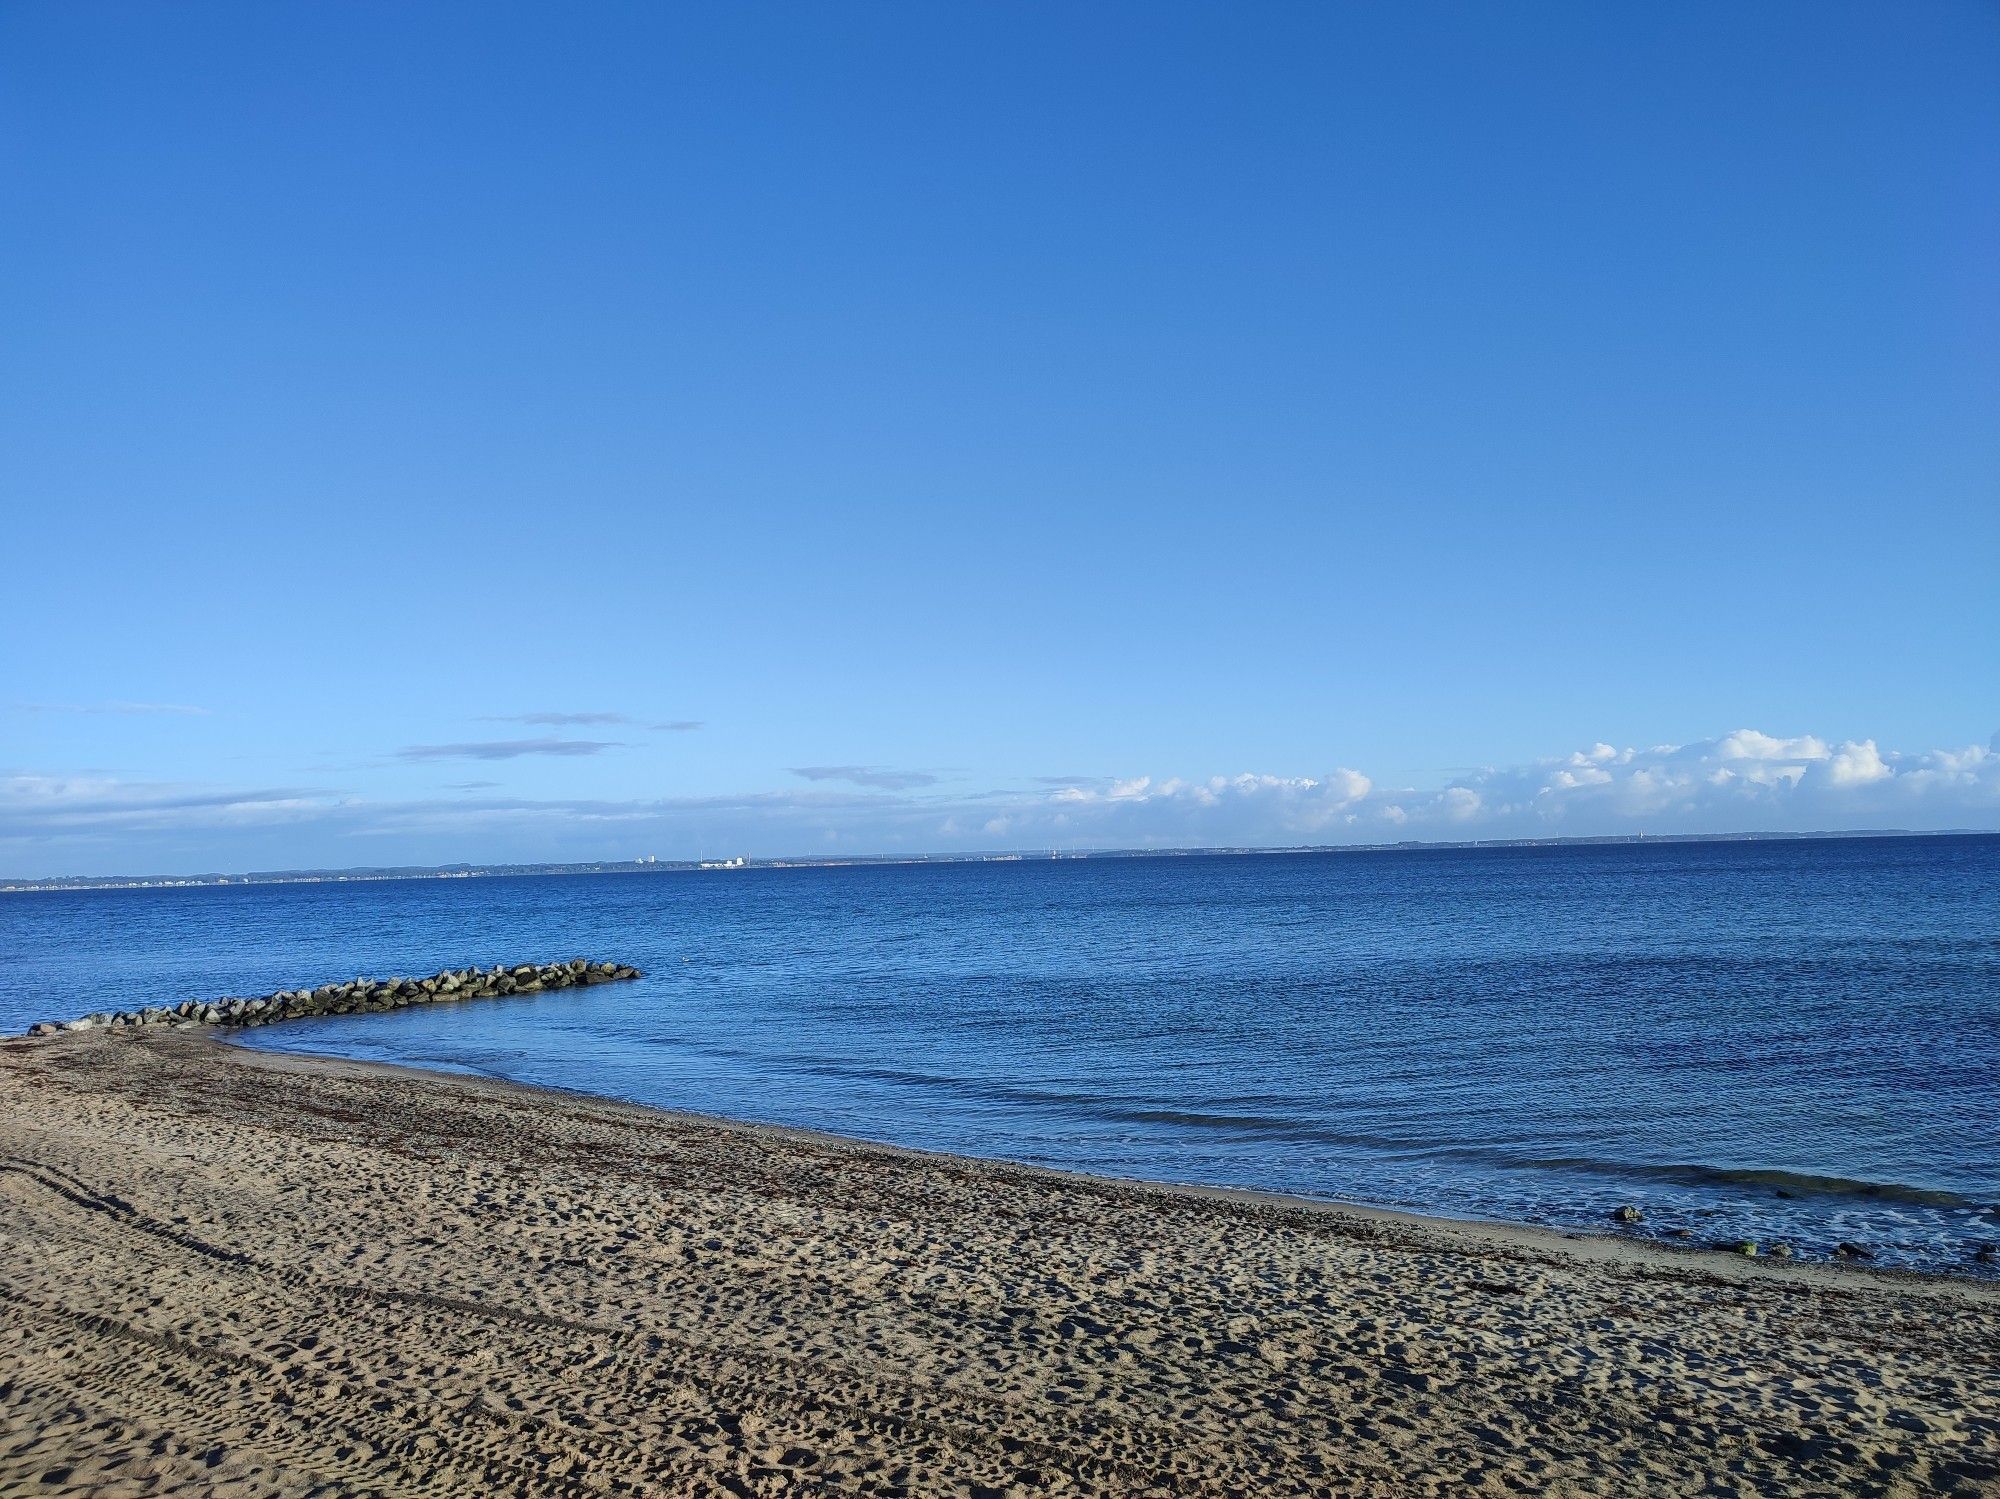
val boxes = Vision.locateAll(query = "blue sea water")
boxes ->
[3,836,1996,1272]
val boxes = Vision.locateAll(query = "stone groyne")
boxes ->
[18,959,642,1038]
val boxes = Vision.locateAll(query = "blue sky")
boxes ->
[3,2,1996,875]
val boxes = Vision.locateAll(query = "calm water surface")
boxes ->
[3,837,1995,1272]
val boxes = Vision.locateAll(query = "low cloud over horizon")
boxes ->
[5,727,1997,878]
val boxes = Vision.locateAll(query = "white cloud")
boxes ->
[1438,786,1483,822]
[1714,729,1829,763]
[1817,739,1892,787]
[1394,730,2000,836]
[1015,767,1374,842]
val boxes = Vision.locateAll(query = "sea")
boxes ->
[3,835,1995,1273]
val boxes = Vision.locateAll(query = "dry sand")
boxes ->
[0,1031,1994,1498]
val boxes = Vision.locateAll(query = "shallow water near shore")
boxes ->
[4,836,1996,1272]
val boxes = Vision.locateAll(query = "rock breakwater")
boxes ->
[16,959,641,1038]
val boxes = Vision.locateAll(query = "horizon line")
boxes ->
[5,827,1995,892]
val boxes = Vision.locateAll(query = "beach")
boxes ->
[1,1032,1994,1497]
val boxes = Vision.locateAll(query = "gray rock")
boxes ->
[13,956,641,1039]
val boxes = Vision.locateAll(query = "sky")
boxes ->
[3,2,1997,876]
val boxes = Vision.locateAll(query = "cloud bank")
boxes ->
[1381,731,2000,837]
[4,729,1996,877]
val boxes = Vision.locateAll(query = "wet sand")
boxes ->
[1,1030,1994,1497]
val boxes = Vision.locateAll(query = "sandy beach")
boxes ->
[1,1031,1994,1497]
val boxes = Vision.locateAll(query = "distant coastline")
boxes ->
[4,826,1992,893]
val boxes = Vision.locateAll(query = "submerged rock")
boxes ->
[1612,1205,1643,1224]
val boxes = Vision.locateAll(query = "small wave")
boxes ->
[708,1051,1469,1152]
[1524,1157,1975,1208]
[634,1046,1994,1209]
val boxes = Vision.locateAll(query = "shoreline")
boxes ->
[12,964,1987,1278]
[224,1032,1998,1300]
[4,1029,1996,1495]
